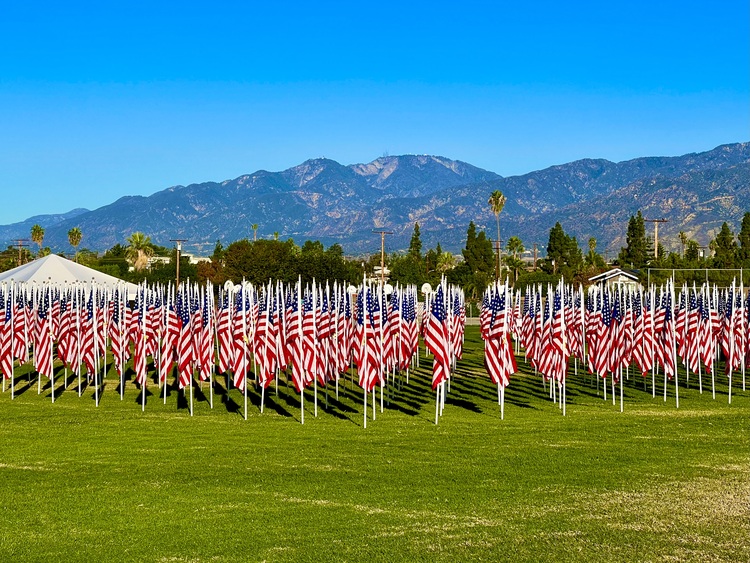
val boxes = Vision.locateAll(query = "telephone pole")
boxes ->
[644,218,668,259]
[373,230,392,286]
[13,239,29,267]
[170,239,188,288]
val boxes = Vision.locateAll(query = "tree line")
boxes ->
[6,199,750,294]
[618,211,750,284]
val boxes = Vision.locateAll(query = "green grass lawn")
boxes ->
[0,326,747,562]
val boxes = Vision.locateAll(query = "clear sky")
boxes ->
[1,0,747,225]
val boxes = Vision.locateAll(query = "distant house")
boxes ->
[588,268,640,289]
[146,254,210,269]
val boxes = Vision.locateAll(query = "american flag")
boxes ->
[177,290,193,389]
[216,290,232,375]
[424,283,450,390]
[109,288,125,377]
[482,284,516,387]
[0,289,12,379]
[34,288,53,379]
[81,291,97,376]
[655,288,676,379]
[134,290,148,387]
[197,291,213,382]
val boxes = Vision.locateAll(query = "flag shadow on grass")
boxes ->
[250,388,294,418]
[449,377,517,413]
[174,384,193,411]
[11,382,32,397]
[210,379,242,415]
[134,383,155,405]
[89,381,107,402]
[315,392,360,423]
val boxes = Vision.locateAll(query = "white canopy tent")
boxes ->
[0,254,139,298]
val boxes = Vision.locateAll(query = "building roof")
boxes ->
[588,268,640,283]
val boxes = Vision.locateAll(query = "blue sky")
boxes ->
[1,1,747,225]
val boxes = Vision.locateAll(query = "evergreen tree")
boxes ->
[546,222,567,273]
[712,222,737,268]
[544,222,583,278]
[462,221,477,266]
[461,221,493,276]
[408,223,422,260]
[737,212,750,266]
[619,211,648,268]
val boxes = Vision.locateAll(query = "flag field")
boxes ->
[0,325,747,562]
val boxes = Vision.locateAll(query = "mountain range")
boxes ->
[4,142,749,258]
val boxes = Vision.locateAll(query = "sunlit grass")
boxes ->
[0,326,747,562]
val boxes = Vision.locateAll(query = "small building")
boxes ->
[588,268,640,289]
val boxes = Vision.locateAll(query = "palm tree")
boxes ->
[273,231,279,241]
[506,236,524,259]
[68,227,82,262]
[588,237,597,263]
[488,190,506,279]
[679,231,688,258]
[252,224,259,241]
[125,232,155,271]
[437,251,456,273]
[31,224,45,255]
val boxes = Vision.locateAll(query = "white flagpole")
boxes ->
[10,283,15,400]
[313,283,318,418]
[671,280,679,409]
[120,285,125,401]
[242,282,248,420]
[189,288,194,420]
[141,284,146,413]
[435,384,440,425]
[163,285,169,405]
[298,277,304,425]
[94,287,100,408]
[48,286,55,404]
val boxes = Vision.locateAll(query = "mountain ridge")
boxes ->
[4,144,749,256]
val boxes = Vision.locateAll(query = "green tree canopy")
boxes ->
[712,222,737,269]
[125,232,155,271]
[737,212,750,266]
[31,224,45,253]
[408,223,422,260]
[68,227,83,262]
[618,211,648,268]
[544,222,583,278]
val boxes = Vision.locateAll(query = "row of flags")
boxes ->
[480,278,749,412]
[0,278,467,422]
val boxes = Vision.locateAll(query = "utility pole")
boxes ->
[13,239,29,267]
[170,239,188,288]
[372,230,392,286]
[644,218,668,259]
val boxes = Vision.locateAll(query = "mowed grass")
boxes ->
[0,326,747,562]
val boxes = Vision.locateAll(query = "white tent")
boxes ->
[0,254,139,298]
